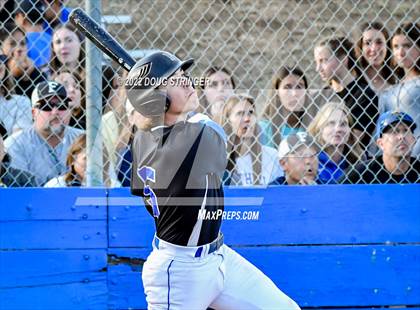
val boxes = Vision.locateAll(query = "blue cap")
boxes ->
[375,111,416,140]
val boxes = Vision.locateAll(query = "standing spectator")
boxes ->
[4,81,83,186]
[0,121,36,187]
[2,28,47,97]
[44,134,119,187]
[0,54,32,136]
[220,94,283,186]
[380,22,420,156]
[52,69,85,129]
[270,132,321,185]
[354,21,396,92]
[260,66,315,149]
[42,0,71,35]
[14,0,52,68]
[344,111,419,183]
[50,24,119,111]
[199,66,235,121]
[308,102,363,184]
[314,36,379,154]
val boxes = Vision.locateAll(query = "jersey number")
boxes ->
[137,166,160,218]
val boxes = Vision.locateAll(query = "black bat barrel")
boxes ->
[69,8,136,72]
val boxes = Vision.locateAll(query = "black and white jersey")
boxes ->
[131,113,227,246]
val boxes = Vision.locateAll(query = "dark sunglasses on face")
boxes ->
[35,98,69,111]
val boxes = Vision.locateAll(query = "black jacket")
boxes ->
[0,154,36,187]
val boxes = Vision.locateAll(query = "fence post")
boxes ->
[85,0,103,186]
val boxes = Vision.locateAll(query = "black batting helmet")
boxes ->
[125,51,194,117]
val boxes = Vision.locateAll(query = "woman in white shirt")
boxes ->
[219,94,283,186]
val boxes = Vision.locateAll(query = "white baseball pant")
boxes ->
[142,236,300,310]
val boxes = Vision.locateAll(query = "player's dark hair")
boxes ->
[50,23,86,75]
[261,66,313,148]
[354,21,397,84]
[222,94,262,185]
[392,22,420,76]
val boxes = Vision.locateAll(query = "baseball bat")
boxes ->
[69,8,136,72]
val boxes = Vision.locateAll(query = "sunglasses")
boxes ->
[35,99,69,111]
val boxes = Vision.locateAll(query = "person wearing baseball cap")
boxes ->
[343,111,419,184]
[270,132,322,185]
[4,81,83,186]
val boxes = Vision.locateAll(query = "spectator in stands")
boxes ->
[221,94,283,186]
[0,121,36,187]
[314,36,379,154]
[354,21,396,92]
[270,132,321,185]
[4,81,83,186]
[44,133,119,187]
[0,54,32,136]
[51,24,119,111]
[52,69,85,129]
[259,66,315,149]
[42,0,71,35]
[14,0,52,68]
[102,71,130,168]
[115,99,147,187]
[199,66,235,121]
[308,102,363,184]
[380,22,420,156]
[2,28,47,97]
[344,111,419,183]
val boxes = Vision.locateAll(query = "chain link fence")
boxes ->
[0,0,418,187]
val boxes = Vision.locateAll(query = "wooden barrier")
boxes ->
[1,185,419,309]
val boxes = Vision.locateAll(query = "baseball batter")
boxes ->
[128,51,300,309]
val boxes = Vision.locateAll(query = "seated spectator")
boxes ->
[380,22,419,156]
[344,111,419,184]
[354,21,397,92]
[50,24,119,111]
[0,54,32,136]
[314,36,379,154]
[14,0,52,68]
[0,123,36,187]
[4,81,83,186]
[102,70,130,168]
[44,133,120,187]
[115,99,147,187]
[42,0,71,35]
[270,132,321,185]
[221,94,283,186]
[52,69,85,129]
[2,28,47,97]
[198,66,235,121]
[259,66,314,149]
[308,102,364,184]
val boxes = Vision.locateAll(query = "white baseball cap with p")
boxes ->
[278,132,319,160]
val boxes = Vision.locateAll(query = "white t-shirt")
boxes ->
[232,145,283,186]
[0,95,32,136]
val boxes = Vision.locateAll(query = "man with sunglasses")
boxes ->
[4,81,83,186]
[343,111,419,184]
